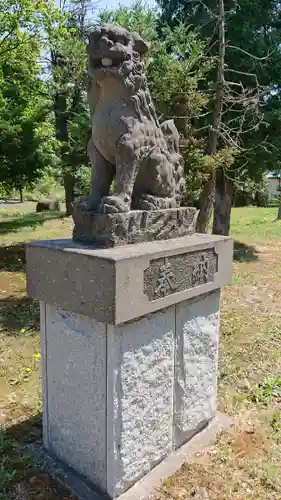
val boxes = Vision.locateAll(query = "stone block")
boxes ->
[107,310,175,497]
[40,303,107,491]
[26,234,233,325]
[72,207,198,247]
[174,291,220,448]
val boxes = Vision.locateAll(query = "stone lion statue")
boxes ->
[85,24,186,213]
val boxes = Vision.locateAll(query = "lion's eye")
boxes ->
[118,36,128,46]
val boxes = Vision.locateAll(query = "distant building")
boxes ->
[267,175,280,197]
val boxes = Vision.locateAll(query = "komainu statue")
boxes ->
[85,24,186,214]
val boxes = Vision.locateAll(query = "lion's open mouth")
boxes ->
[91,51,128,69]
[91,57,122,69]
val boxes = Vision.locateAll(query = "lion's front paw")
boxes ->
[135,194,178,210]
[99,195,131,214]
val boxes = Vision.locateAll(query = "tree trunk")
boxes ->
[19,188,23,203]
[53,89,75,216]
[278,174,281,219]
[64,171,75,216]
[196,173,215,233]
[197,0,225,233]
[212,168,234,236]
[278,197,281,220]
[51,46,75,216]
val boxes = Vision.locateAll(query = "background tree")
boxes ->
[46,0,97,215]
[158,0,281,235]
[0,0,61,199]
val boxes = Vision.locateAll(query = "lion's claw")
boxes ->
[99,195,131,214]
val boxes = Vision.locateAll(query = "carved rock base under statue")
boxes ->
[72,205,198,247]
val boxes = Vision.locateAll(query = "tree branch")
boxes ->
[0,32,40,58]
[226,43,272,61]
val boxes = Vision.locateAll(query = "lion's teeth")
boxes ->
[102,58,113,67]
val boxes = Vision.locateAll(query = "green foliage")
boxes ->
[24,167,65,201]
[147,23,213,123]
[234,175,270,207]
[0,0,65,58]
[0,428,16,498]
[47,0,93,211]
[271,410,281,435]
[159,0,281,184]
[74,165,91,197]
[0,46,58,191]
[250,376,281,405]
[99,0,159,41]
[1,0,281,209]
[0,0,64,192]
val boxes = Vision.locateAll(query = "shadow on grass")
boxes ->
[3,414,42,443]
[234,240,259,262]
[0,243,26,271]
[0,296,39,334]
[0,211,66,234]
[1,415,77,500]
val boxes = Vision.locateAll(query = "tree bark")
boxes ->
[197,0,225,233]
[19,188,23,203]
[196,173,215,233]
[212,168,234,235]
[52,48,75,217]
[278,198,281,219]
[53,90,75,216]
[278,175,281,219]
[64,171,75,216]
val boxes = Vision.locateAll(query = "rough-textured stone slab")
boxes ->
[107,309,175,497]
[73,207,198,247]
[26,235,233,325]
[30,413,232,500]
[174,291,220,448]
[43,304,107,492]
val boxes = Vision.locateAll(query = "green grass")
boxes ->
[250,376,281,405]
[1,205,281,500]
[230,206,281,242]
[0,211,64,234]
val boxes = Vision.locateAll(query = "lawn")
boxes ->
[1,206,281,500]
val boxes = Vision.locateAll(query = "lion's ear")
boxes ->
[132,32,150,56]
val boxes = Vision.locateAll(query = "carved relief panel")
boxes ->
[143,249,218,301]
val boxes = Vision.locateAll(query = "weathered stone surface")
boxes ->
[38,294,223,499]
[26,234,233,325]
[30,414,232,500]
[73,206,198,247]
[144,249,218,301]
[83,24,186,216]
[174,291,220,448]
[42,304,107,492]
[107,309,175,497]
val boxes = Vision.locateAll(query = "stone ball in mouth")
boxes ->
[102,57,113,67]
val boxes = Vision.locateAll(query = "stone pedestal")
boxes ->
[72,206,198,247]
[26,234,233,499]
